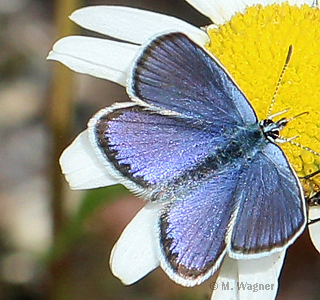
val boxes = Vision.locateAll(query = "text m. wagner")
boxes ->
[221,282,275,292]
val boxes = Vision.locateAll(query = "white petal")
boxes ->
[47,36,138,86]
[308,206,320,253]
[70,6,208,46]
[280,0,312,5]
[110,202,160,285]
[211,252,285,300]
[212,257,239,300]
[59,130,118,190]
[185,0,246,24]
[237,251,285,299]
[243,0,313,6]
[186,0,313,25]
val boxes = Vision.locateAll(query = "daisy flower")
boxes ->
[48,1,320,299]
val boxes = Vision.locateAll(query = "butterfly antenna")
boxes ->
[286,111,309,122]
[267,45,293,118]
[301,169,320,180]
[277,111,320,157]
[288,140,320,157]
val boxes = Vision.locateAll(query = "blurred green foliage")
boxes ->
[48,185,129,262]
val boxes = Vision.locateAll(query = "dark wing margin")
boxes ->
[128,32,257,126]
[229,143,306,258]
[158,166,244,286]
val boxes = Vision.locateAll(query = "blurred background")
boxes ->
[0,0,320,299]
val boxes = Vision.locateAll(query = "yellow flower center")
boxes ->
[206,3,320,195]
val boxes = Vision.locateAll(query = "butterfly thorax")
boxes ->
[215,125,266,165]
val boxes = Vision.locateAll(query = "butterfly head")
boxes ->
[260,110,308,144]
[259,117,289,143]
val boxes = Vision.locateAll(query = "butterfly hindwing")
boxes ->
[159,164,245,286]
[229,143,306,258]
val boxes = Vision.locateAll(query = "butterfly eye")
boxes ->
[262,119,274,126]
[266,129,280,141]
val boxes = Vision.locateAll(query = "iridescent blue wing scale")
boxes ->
[127,32,257,126]
[89,32,258,196]
[229,143,306,257]
[89,103,235,195]
[159,165,245,286]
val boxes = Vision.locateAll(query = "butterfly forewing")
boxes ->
[90,103,236,194]
[128,32,257,126]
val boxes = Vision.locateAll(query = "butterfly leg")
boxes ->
[299,169,320,180]
[300,169,320,224]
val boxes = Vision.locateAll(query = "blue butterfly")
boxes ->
[88,32,306,286]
